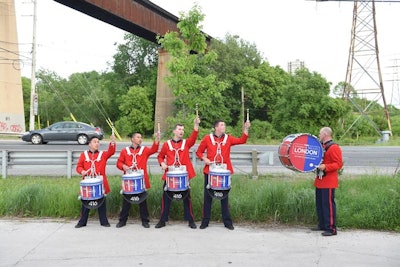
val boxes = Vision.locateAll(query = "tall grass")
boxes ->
[0,174,399,231]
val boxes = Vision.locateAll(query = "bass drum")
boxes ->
[278,133,323,173]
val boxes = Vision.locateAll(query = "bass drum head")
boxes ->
[207,188,230,200]
[81,196,105,210]
[166,189,190,202]
[122,191,148,204]
[278,133,323,173]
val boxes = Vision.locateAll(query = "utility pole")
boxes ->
[29,0,37,130]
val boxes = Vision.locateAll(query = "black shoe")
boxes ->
[225,224,234,230]
[142,222,150,228]
[199,224,208,229]
[322,230,337,236]
[101,223,111,227]
[116,222,126,228]
[310,227,324,231]
[188,221,197,229]
[74,224,86,228]
[155,221,166,228]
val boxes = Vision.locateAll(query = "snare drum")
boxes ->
[278,133,323,172]
[80,177,104,200]
[122,171,145,194]
[166,168,189,192]
[209,168,231,190]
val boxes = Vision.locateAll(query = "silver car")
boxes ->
[21,121,104,145]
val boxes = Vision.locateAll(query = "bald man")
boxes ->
[313,127,343,236]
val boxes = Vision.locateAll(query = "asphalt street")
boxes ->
[1,218,399,267]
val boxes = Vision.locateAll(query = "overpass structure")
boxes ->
[2,0,192,134]
[0,0,26,135]
[56,0,186,132]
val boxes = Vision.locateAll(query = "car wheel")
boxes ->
[31,134,43,144]
[77,134,88,145]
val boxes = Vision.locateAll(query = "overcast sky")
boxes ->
[14,0,400,105]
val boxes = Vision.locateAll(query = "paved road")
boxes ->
[1,218,399,267]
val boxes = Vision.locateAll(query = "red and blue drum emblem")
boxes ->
[80,178,103,200]
[278,133,323,173]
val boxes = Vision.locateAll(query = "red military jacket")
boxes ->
[76,142,116,194]
[314,141,343,189]
[158,130,198,180]
[116,141,159,189]
[196,133,248,174]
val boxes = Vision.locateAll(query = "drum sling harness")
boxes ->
[209,134,228,165]
[125,146,145,170]
[167,139,186,167]
[84,150,103,177]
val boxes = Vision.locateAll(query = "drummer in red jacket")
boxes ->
[313,127,343,236]
[115,132,160,228]
[75,134,116,228]
[155,117,200,229]
[196,119,250,230]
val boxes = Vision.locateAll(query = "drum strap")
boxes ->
[209,134,228,146]
[125,146,145,156]
[167,139,186,166]
[83,150,103,176]
[84,151,103,162]
[167,139,186,151]
[209,134,228,164]
[323,140,336,152]
[125,146,145,169]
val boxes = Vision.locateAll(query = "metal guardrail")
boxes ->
[0,149,274,179]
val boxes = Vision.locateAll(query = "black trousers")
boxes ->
[201,174,232,226]
[77,199,108,226]
[315,188,336,233]
[118,198,149,223]
[159,182,195,223]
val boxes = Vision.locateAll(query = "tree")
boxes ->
[156,5,230,129]
[272,68,350,137]
[115,85,154,137]
[112,34,158,89]
[209,34,265,128]
[235,62,289,122]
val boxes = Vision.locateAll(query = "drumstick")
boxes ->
[246,108,249,122]
[195,103,199,118]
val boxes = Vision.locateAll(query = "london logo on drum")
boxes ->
[292,143,320,158]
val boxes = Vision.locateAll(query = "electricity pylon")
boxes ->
[342,0,392,137]
[317,0,400,137]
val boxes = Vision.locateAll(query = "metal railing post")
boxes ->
[67,150,72,178]
[251,149,258,179]
[2,150,7,179]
